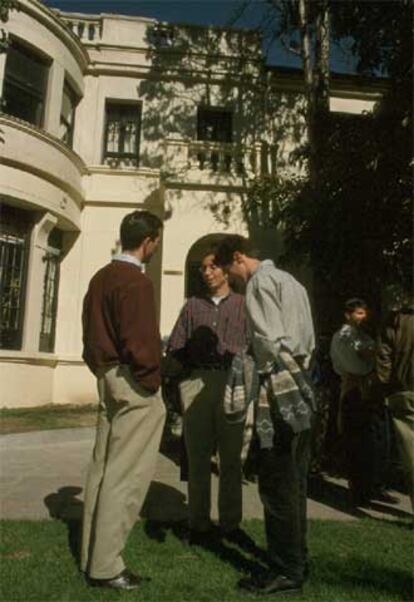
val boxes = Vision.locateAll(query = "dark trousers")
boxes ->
[342,387,387,497]
[257,423,311,583]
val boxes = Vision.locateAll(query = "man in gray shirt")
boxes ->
[216,235,315,597]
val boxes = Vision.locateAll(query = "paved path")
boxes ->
[0,428,411,523]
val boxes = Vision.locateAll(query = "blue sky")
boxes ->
[44,0,358,72]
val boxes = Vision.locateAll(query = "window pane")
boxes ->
[39,253,60,352]
[107,121,120,153]
[2,80,44,125]
[123,121,137,154]
[39,229,62,353]
[0,205,32,350]
[197,108,233,143]
[6,44,49,95]
[3,42,49,127]
[60,83,78,147]
[61,89,74,122]
[104,102,142,165]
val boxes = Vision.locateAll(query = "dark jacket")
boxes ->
[376,304,414,393]
[82,260,161,392]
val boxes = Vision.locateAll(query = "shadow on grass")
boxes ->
[44,486,83,569]
[44,481,191,569]
[143,519,269,578]
[308,475,412,521]
[318,556,413,601]
[358,500,413,522]
[308,475,352,514]
[140,481,188,522]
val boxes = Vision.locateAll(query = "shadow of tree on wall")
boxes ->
[134,21,306,263]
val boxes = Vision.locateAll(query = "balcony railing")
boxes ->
[165,138,263,180]
[60,15,102,43]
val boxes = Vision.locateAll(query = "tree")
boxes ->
[279,1,413,327]
[0,0,18,54]
[258,0,330,179]
[229,0,412,329]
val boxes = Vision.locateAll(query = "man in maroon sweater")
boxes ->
[81,210,165,591]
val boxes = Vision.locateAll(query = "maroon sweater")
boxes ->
[82,260,161,392]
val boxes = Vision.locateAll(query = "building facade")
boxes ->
[0,0,383,407]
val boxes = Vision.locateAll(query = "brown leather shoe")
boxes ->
[87,568,150,590]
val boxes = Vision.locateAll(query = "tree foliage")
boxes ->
[0,0,18,53]
[235,0,413,327]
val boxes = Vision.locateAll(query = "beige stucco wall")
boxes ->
[330,96,377,114]
[0,356,56,408]
[1,117,84,225]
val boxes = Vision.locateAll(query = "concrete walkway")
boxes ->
[0,428,411,523]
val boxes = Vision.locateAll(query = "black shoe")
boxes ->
[87,568,150,590]
[238,573,302,595]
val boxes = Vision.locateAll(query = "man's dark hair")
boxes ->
[214,234,260,267]
[120,210,162,250]
[201,245,219,261]
[344,297,368,313]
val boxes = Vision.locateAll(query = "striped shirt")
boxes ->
[167,292,246,368]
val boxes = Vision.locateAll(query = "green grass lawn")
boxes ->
[0,404,97,434]
[1,518,412,601]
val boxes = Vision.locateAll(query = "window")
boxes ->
[0,205,32,350]
[103,102,142,166]
[197,107,233,143]
[2,41,49,127]
[196,107,235,172]
[60,83,78,148]
[39,229,62,353]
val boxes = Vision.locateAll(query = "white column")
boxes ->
[43,60,65,137]
[22,213,58,353]
[0,51,7,99]
[75,75,101,164]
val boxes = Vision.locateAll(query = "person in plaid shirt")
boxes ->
[166,249,246,541]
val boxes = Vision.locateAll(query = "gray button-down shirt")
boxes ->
[246,259,315,372]
[330,323,375,376]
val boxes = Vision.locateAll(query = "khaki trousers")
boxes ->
[81,365,166,579]
[179,369,244,532]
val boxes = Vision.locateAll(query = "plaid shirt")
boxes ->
[167,292,246,368]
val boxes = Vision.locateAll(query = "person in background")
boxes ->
[330,298,396,507]
[376,293,414,508]
[81,210,166,591]
[166,249,246,542]
[215,235,315,597]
